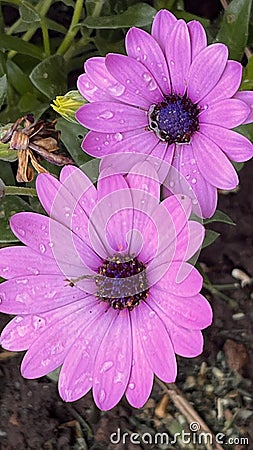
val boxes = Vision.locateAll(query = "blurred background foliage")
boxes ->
[0,0,253,243]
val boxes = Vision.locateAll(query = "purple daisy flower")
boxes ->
[0,163,212,410]
[76,9,253,218]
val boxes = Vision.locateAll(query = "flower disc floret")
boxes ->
[96,254,148,310]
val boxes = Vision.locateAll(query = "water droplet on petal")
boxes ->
[114,132,123,142]
[98,111,114,120]
[95,137,100,142]
[108,84,125,97]
[32,315,46,330]
[149,311,156,318]
[2,266,9,273]
[170,60,175,66]
[104,141,109,146]
[192,178,197,184]
[203,104,208,110]
[143,54,147,61]
[136,46,141,52]
[169,181,175,188]
[39,243,46,254]
[48,242,54,248]
[119,119,125,124]
[16,278,28,285]
[126,79,131,84]
[100,360,114,373]
[186,175,190,180]
[128,382,135,390]
[99,389,106,403]
[17,228,25,237]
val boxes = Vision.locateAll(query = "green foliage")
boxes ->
[29,55,67,99]
[216,0,252,61]
[202,230,220,249]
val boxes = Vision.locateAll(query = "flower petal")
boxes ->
[151,9,177,52]
[0,296,95,351]
[0,246,62,279]
[125,313,154,408]
[93,310,132,410]
[199,99,250,128]
[134,302,177,382]
[165,20,191,95]
[82,129,157,158]
[105,53,162,104]
[77,73,113,102]
[175,221,204,262]
[36,172,61,216]
[187,44,228,103]
[166,143,218,218]
[187,20,207,60]
[126,160,160,202]
[84,56,150,108]
[201,60,242,104]
[59,305,113,402]
[234,90,253,124]
[192,132,239,190]
[126,27,171,94]
[76,102,148,132]
[200,123,253,162]
[150,290,212,330]
[0,275,92,314]
[21,298,101,378]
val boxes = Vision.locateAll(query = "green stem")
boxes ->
[203,282,237,306]
[40,17,50,56]
[91,0,104,18]
[7,0,53,58]
[5,186,37,197]
[56,0,84,56]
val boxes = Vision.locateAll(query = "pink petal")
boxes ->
[126,161,160,202]
[59,165,97,212]
[175,221,204,262]
[200,123,253,162]
[146,297,205,357]
[151,9,177,52]
[201,61,242,104]
[59,305,114,402]
[36,173,60,215]
[166,20,191,96]
[82,129,157,158]
[234,90,253,124]
[10,212,100,273]
[125,312,154,408]
[149,262,203,297]
[105,54,162,104]
[187,44,228,103]
[133,302,177,382]
[76,102,148,132]
[21,299,102,378]
[192,132,239,189]
[0,275,92,314]
[93,310,132,410]
[126,27,171,94]
[166,143,218,218]
[199,99,250,128]
[77,73,113,102]
[0,296,95,351]
[187,20,207,60]
[150,290,212,330]
[84,57,149,108]
[0,246,62,279]
[148,141,174,182]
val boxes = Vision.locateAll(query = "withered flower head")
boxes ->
[0,115,73,182]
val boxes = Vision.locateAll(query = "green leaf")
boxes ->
[202,230,220,249]
[216,0,252,61]
[46,367,61,382]
[6,60,35,96]
[0,74,7,109]
[0,34,44,59]
[82,3,157,29]
[0,143,17,162]
[19,2,40,23]
[29,55,67,99]
[0,195,33,244]
[174,11,209,28]
[204,210,235,226]
[56,117,91,166]
[0,160,15,185]
[241,55,253,90]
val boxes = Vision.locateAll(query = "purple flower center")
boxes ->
[148,94,199,145]
[96,254,149,311]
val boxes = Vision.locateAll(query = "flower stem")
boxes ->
[203,282,237,307]
[5,186,37,197]
[56,0,84,56]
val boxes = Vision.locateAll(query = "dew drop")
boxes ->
[186,175,190,180]
[192,178,197,184]
[39,243,46,254]
[169,181,175,188]
[181,162,185,167]
[143,54,147,61]
[2,267,9,273]
[100,360,114,373]
[203,104,208,110]
[99,389,106,403]
[143,73,151,82]
[41,225,46,231]
[15,316,24,323]
[136,46,141,52]
[16,278,28,285]
[114,132,123,142]
[28,267,39,275]
[135,89,140,95]
[95,137,100,142]
[126,79,131,84]
[149,311,156,318]
[17,228,25,237]
[98,111,114,120]
[32,315,46,330]
[193,169,197,174]
[104,141,109,146]
[119,119,125,124]
[170,60,175,66]
[108,84,125,97]
[193,199,198,205]
[162,76,168,82]
[48,242,54,248]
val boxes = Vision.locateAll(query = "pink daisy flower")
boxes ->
[76,9,253,218]
[0,163,212,410]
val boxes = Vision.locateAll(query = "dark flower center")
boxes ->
[148,93,199,145]
[96,254,149,311]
